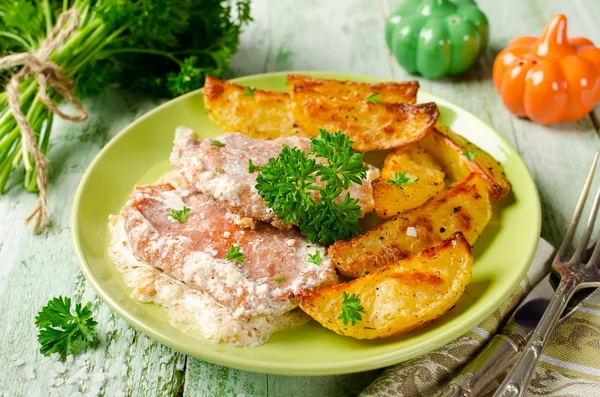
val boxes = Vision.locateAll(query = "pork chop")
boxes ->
[120,183,338,318]
[169,127,379,229]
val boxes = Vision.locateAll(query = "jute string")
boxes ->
[0,9,87,233]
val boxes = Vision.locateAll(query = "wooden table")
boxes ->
[2,0,600,396]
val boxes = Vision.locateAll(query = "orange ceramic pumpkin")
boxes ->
[493,14,600,125]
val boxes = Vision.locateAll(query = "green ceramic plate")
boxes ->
[71,72,541,376]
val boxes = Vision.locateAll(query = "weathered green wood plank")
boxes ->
[385,0,600,249]
[0,90,186,397]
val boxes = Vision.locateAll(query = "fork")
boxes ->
[493,152,600,397]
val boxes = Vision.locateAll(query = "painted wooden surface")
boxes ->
[0,0,599,396]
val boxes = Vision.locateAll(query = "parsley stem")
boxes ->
[0,31,33,51]
[98,48,184,66]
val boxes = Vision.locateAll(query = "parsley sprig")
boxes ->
[35,297,98,357]
[248,159,261,173]
[338,292,366,326]
[255,129,368,244]
[243,86,255,97]
[307,251,322,266]
[388,172,418,187]
[167,206,191,224]
[463,150,479,161]
[365,93,382,104]
[227,245,245,262]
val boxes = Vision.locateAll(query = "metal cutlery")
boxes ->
[493,153,600,397]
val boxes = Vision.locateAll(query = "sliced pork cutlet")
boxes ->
[120,183,338,318]
[170,127,379,229]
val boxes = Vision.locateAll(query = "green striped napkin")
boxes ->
[360,239,600,397]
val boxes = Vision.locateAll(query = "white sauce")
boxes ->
[108,215,309,347]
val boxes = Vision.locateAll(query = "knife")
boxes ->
[430,269,596,397]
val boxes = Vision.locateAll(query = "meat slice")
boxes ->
[120,183,338,318]
[170,127,379,229]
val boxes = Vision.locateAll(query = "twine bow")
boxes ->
[0,9,87,233]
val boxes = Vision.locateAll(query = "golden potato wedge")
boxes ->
[373,143,445,218]
[204,76,307,139]
[289,87,439,152]
[299,233,472,339]
[329,173,491,278]
[287,74,419,104]
[420,123,511,200]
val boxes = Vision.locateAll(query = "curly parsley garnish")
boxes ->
[167,206,191,224]
[248,159,261,173]
[35,297,98,357]
[338,292,366,326]
[226,245,245,262]
[307,251,322,266]
[463,150,479,161]
[365,93,381,104]
[211,139,225,147]
[243,86,255,97]
[256,129,367,245]
[388,172,419,187]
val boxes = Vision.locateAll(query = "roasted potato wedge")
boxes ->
[289,87,439,152]
[287,74,419,104]
[299,233,472,339]
[330,173,491,278]
[373,143,445,218]
[204,76,306,139]
[420,123,511,200]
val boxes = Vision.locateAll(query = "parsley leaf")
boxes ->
[365,93,381,104]
[211,139,225,147]
[256,130,367,244]
[35,296,98,357]
[463,150,479,161]
[167,206,191,224]
[337,292,366,326]
[248,159,261,173]
[307,251,322,266]
[215,168,224,173]
[274,275,284,282]
[388,172,418,187]
[243,86,255,96]
[227,245,245,262]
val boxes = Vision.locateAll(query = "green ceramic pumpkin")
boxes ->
[385,0,489,79]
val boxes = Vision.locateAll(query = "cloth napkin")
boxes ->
[360,239,600,397]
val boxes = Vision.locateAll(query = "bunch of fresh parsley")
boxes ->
[0,0,251,194]
[256,129,368,245]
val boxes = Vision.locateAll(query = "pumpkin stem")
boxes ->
[534,13,575,57]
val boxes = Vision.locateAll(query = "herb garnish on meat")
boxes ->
[256,129,367,245]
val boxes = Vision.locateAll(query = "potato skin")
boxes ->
[329,173,491,278]
[287,74,419,104]
[373,143,445,218]
[204,76,308,139]
[420,123,511,200]
[289,86,439,152]
[299,233,472,339]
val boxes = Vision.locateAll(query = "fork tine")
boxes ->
[555,152,599,263]
[587,233,600,267]
[574,185,600,262]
